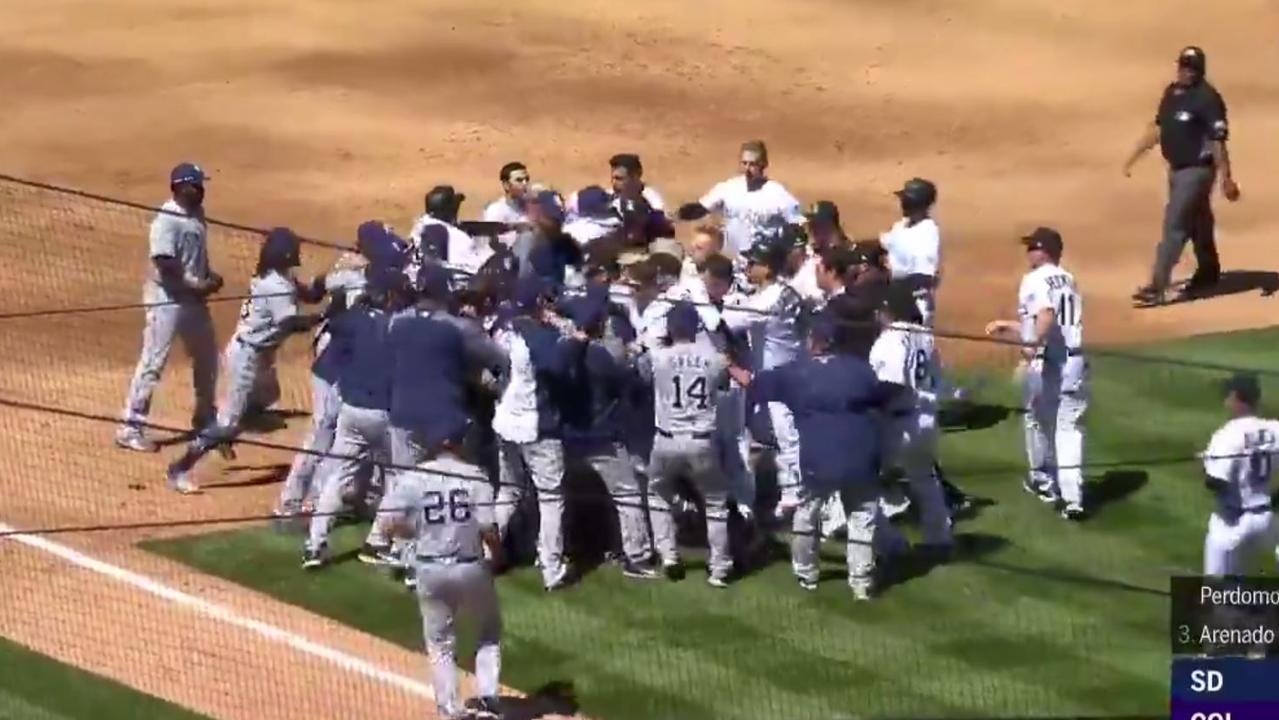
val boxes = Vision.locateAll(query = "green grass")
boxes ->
[143,326,1279,720]
[0,636,208,720]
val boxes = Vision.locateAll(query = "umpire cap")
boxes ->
[425,185,465,216]
[895,177,937,209]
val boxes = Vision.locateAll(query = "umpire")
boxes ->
[1125,46,1240,307]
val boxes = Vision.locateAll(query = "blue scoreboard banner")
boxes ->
[1171,657,1279,719]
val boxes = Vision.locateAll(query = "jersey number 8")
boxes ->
[907,349,935,390]
[671,374,709,410]
[423,489,471,525]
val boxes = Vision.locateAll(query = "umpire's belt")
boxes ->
[655,428,714,440]
[416,553,481,565]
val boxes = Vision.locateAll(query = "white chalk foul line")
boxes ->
[0,521,434,702]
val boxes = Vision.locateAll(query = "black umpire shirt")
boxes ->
[1156,80,1229,169]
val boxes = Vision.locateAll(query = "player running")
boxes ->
[165,228,321,494]
[985,227,1088,520]
[1200,374,1279,577]
[378,424,503,720]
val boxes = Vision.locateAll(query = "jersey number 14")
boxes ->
[671,374,709,410]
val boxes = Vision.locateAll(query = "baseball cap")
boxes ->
[565,285,610,330]
[1178,46,1207,74]
[666,301,700,340]
[894,177,937,208]
[805,200,841,226]
[575,185,614,219]
[513,275,552,312]
[415,262,453,301]
[1021,226,1064,257]
[356,220,387,256]
[261,227,301,267]
[743,237,790,270]
[1223,373,1261,405]
[170,162,207,186]
[529,190,565,224]
[364,262,406,296]
[425,185,466,215]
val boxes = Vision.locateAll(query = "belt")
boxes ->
[416,554,481,565]
[236,336,266,352]
[1033,349,1083,360]
[1170,160,1214,171]
[655,428,714,440]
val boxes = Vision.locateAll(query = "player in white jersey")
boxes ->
[639,302,736,587]
[165,229,321,494]
[869,284,953,551]
[1201,374,1279,577]
[411,185,494,278]
[879,178,941,327]
[379,432,503,720]
[482,161,531,247]
[116,163,223,452]
[676,140,805,257]
[985,227,1088,520]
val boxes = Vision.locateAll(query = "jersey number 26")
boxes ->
[423,489,471,525]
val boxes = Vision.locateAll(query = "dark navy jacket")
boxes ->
[329,306,393,412]
[495,316,583,440]
[749,352,884,494]
[562,339,630,450]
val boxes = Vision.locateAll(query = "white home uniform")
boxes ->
[869,322,953,547]
[565,186,665,216]
[1201,417,1279,576]
[1018,262,1088,511]
[699,176,804,256]
[790,250,824,303]
[482,197,528,247]
[409,214,494,279]
[880,217,941,326]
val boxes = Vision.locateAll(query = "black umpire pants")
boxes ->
[1150,164,1219,292]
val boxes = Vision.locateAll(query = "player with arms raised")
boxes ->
[986,227,1088,520]
[1201,374,1279,577]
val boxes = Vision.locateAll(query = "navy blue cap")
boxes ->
[1021,227,1063,257]
[566,285,610,330]
[576,185,613,219]
[666,301,699,340]
[356,221,387,257]
[415,262,453,301]
[530,190,565,224]
[261,226,301,267]
[418,224,449,262]
[170,162,207,186]
[364,262,405,296]
[513,275,552,312]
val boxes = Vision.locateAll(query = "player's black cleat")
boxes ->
[470,696,503,720]
[621,559,661,580]
[661,559,686,582]
[301,546,326,570]
[1060,504,1086,521]
[797,576,818,592]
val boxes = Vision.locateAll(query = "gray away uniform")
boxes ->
[120,199,219,434]
[641,338,733,578]
[386,457,502,720]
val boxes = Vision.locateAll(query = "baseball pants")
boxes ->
[1023,363,1087,507]
[120,301,218,432]
[306,404,391,553]
[278,373,340,512]
[883,417,952,546]
[415,560,502,719]
[648,434,732,578]
[582,442,652,564]
[175,338,268,468]
[1204,510,1279,577]
[767,401,803,509]
[494,438,566,585]
[716,387,755,513]
[369,426,437,556]
[1151,165,1219,291]
[792,479,880,591]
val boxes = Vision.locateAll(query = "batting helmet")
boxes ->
[743,236,791,273]
[1178,46,1206,75]
[895,177,937,212]
[257,227,301,275]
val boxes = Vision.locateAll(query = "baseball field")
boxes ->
[1,1,1278,719]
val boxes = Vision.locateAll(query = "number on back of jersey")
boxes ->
[671,373,708,410]
[904,347,935,391]
[1246,429,1277,489]
[422,489,471,525]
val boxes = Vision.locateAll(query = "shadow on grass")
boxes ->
[495,680,581,719]
[203,464,289,489]
[939,401,1018,434]
[1088,469,1149,515]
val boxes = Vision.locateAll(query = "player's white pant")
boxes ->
[120,302,218,431]
[792,479,879,591]
[188,337,269,454]
[582,442,653,564]
[494,438,566,586]
[1023,359,1087,507]
[416,561,502,718]
[1204,509,1279,577]
[767,401,802,509]
[883,416,952,546]
[306,404,391,553]
[278,373,340,512]
[649,433,732,578]
[716,387,755,514]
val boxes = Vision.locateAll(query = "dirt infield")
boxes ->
[0,1,1276,718]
